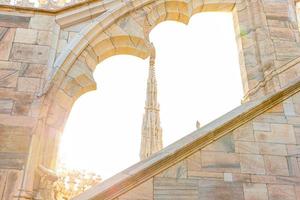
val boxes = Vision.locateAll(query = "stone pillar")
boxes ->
[233,0,300,101]
[0,12,60,199]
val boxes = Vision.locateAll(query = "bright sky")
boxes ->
[59,12,243,180]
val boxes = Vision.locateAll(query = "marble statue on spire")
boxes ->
[140,43,163,160]
[196,121,201,129]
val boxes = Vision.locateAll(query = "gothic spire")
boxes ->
[140,44,163,160]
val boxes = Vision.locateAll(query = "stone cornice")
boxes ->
[0,0,98,15]
[72,77,300,200]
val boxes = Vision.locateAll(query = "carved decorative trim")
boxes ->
[243,56,300,101]
[0,0,98,14]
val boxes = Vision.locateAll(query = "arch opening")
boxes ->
[59,55,148,179]
[58,12,243,181]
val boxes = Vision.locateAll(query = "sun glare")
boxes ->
[59,12,243,180]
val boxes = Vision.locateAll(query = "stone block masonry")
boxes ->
[1,0,300,199]
[113,91,300,200]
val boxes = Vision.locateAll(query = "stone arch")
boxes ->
[140,0,235,30]
[92,35,149,62]
[46,0,238,95]
[44,0,282,106]
[21,0,300,196]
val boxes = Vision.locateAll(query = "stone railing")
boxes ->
[0,0,88,10]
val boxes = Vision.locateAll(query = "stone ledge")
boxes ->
[72,75,300,200]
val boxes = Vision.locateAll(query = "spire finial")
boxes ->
[149,43,156,67]
[140,43,163,160]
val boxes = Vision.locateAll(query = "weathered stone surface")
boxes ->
[0,125,32,135]
[0,114,36,127]
[251,174,277,184]
[276,176,300,185]
[287,157,300,177]
[264,156,289,176]
[37,31,53,46]
[201,151,240,172]
[254,124,296,144]
[269,27,295,41]
[12,99,31,116]
[154,178,198,200]
[198,179,244,200]
[1,170,22,200]
[0,89,32,104]
[230,173,251,182]
[0,133,31,153]
[203,134,235,152]
[187,151,201,171]
[57,39,68,54]
[0,69,18,88]
[20,63,47,78]
[294,104,300,116]
[268,184,296,200]
[233,122,255,141]
[296,186,300,200]
[240,154,265,174]
[187,151,205,178]
[17,77,41,93]
[0,170,6,196]
[0,14,30,28]
[283,99,296,116]
[235,141,259,154]
[157,161,187,179]
[53,89,73,109]
[274,40,300,60]
[10,43,49,64]
[0,27,8,41]
[0,152,26,169]
[189,171,223,180]
[0,28,15,60]
[287,117,300,125]
[46,104,67,128]
[253,122,271,131]
[14,28,37,44]
[279,68,300,88]
[0,61,21,70]
[243,183,268,200]
[258,143,287,156]
[254,114,287,124]
[29,15,55,31]
[0,100,13,114]
[287,145,300,156]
